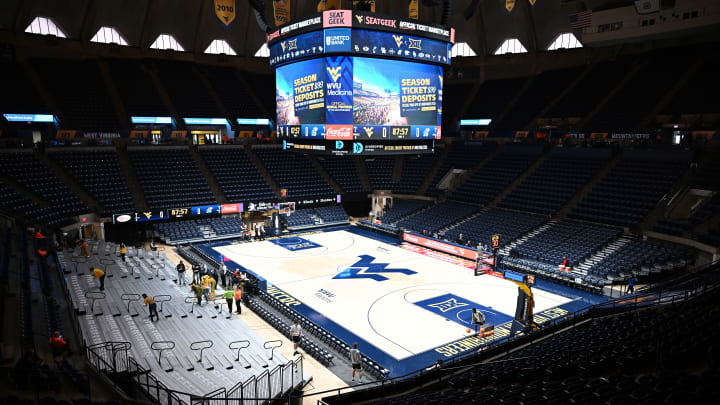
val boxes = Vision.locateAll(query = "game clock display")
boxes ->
[276,56,442,141]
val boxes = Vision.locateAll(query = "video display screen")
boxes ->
[276,56,442,140]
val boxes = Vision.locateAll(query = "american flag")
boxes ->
[569,10,593,29]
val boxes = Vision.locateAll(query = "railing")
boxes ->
[263,340,282,361]
[70,255,87,274]
[185,296,199,314]
[150,341,175,367]
[154,294,171,313]
[85,291,106,313]
[100,258,115,278]
[150,263,162,280]
[120,293,141,315]
[190,340,213,364]
[229,340,250,363]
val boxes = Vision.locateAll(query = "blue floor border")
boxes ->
[193,226,608,376]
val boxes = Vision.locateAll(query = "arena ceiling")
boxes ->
[0,0,598,58]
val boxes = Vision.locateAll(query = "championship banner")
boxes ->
[529,0,536,6]
[317,0,341,12]
[409,0,418,20]
[273,0,290,26]
[353,0,375,12]
[506,0,515,13]
[214,0,236,29]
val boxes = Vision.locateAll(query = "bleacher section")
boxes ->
[353,284,720,405]
[57,241,303,400]
[31,59,120,131]
[201,65,265,118]
[586,50,691,131]
[316,155,365,193]
[107,59,168,116]
[155,61,217,117]
[443,209,547,249]
[128,147,216,209]
[254,148,334,198]
[498,147,610,214]
[397,202,477,234]
[570,149,691,227]
[0,150,88,227]
[464,78,527,121]
[284,206,349,230]
[450,144,543,205]
[394,155,435,194]
[426,142,495,196]
[496,67,584,131]
[0,60,49,114]
[544,56,635,120]
[364,157,395,190]
[200,147,276,201]
[583,237,694,281]
[51,149,135,215]
[379,199,432,225]
[511,220,621,268]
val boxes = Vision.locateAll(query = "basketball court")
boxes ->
[198,227,604,374]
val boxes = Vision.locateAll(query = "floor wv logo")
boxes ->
[334,255,416,282]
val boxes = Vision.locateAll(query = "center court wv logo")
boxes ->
[428,298,468,313]
[333,255,416,282]
[327,66,342,82]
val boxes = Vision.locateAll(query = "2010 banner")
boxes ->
[273,0,291,26]
[214,0,236,29]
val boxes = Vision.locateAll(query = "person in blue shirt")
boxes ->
[627,276,638,294]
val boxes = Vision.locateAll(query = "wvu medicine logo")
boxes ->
[327,66,342,82]
[333,255,416,282]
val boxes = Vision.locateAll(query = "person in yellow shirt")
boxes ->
[142,294,158,321]
[200,276,212,303]
[118,243,127,262]
[80,240,90,257]
[92,268,105,291]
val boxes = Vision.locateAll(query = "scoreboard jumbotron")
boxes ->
[268,10,454,155]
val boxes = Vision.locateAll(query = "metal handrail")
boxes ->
[120,293,141,313]
[100,258,114,277]
[153,294,171,312]
[229,340,250,362]
[150,262,162,279]
[84,291,106,313]
[264,340,282,360]
[184,296,198,313]
[190,340,213,363]
[150,341,175,366]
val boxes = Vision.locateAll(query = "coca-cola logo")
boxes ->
[326,125,353,140]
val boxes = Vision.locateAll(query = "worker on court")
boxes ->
[472,308,485,334]
[142,294,159,321]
